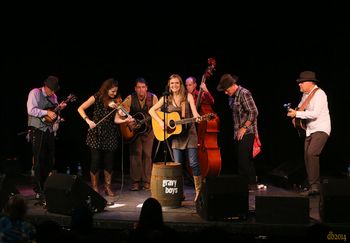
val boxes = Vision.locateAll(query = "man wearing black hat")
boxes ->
[287,71,331,196]
[217,74,259,191]
[26,75,66,203]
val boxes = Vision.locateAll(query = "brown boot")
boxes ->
[90,172,99,193]
[104,170,115,196]
[193,175,202,202]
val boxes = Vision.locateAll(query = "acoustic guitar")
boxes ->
[152,111,216,141]
[116,104,152,143]
[41,94,77,125]
[119,112,151,143]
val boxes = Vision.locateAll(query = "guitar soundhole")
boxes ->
[168,120,175,129]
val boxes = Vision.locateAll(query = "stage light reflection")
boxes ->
[107,203,126,208]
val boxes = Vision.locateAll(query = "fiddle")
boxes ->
[107,96,123,109]
[93,97,131,128]
[109,97,133,118]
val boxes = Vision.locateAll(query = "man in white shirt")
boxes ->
[287,71,331,196]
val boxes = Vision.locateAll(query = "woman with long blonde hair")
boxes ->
[149,74,202,201]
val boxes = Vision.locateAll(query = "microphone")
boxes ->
[162,84,170,96]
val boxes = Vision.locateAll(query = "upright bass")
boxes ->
[195,58,221,178]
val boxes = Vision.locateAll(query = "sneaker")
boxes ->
[35,192,43,200]
[143,182,150,190]
[34,199,47,208]
[248,184,258,192]
[300,189,320,196]
[130,182,141,191]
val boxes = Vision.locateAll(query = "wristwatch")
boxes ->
[243,125,249,129]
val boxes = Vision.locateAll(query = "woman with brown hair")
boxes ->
[78,78,131,197]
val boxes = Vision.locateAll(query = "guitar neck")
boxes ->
[53,103,63,113]
[53,95,75,113]
[175,117,197,125]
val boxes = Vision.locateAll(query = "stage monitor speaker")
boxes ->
[44,173,107,215]
[267,159,306,189]
[0,174,19,212]
[196,175,248,221]
[255,195,309,224]
[320,178,350,224]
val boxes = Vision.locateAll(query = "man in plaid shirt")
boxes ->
[217,74,259,191]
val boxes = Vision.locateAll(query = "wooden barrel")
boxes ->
[151,162,183,208]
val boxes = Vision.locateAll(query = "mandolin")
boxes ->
[41,94,77,124]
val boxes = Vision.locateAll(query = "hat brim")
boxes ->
[296,79,319,83]
[216,80,235,91]
[216,85,225,92]
[45,82,60,92]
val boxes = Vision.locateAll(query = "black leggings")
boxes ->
[90,148,114,174]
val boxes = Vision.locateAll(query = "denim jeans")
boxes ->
[172,148,201,176]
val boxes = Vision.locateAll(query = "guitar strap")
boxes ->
[130,92,154,114]
[298,87,319,111]
[45,95,58,110]
[145,93,154,128]
[145,92,153,112]
[129,92,154,133]
[181,93,187,119]
[293,87,319,135]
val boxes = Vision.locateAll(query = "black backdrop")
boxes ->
[1,10,349,180]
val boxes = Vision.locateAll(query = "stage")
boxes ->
[4,171,349,242]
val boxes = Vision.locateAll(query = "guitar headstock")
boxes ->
[283,103,292,110]
[66,94,77,103]
[200,113,216,121]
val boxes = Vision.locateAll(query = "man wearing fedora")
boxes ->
[27,75,66,203]
[287,71,331,196]
[217,74,259,191]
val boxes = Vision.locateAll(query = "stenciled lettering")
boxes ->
[162,179,179,195]
[162,179,177,187]
[165,187,178,194]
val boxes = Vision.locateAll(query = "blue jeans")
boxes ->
[172,148,201,176]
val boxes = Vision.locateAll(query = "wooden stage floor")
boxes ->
[6,172,350,241]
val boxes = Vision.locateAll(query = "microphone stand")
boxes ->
[153,86,174,164]
[163,88,169,165]
[151,86,182,208]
